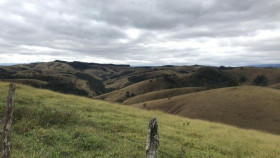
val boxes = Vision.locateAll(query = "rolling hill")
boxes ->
[1,61,280,107]
[133,86,280,135]
[0,82,280,157]
[227,67,280,85]
[96,77,185,102]
[124,87,206,105]
[0,61,132,96]
[270,83,280,90]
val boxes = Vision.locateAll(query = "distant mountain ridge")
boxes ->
[0,63,20,66]
[249,64,280,68]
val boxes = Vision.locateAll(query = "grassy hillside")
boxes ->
[227,67,280,85]
[124,87,206,105]
[2,62,279,102]
[270,83,280,90]
[96,77,179,102]
[104,67,190,90]
[0,61,131,96]
[1,82,280,157]
[133,86,280,135]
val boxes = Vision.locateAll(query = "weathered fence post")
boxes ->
[1,83,16,158]
[146,117,159,158]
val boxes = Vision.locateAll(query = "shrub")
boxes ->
[126,91,130,98]
[253,75,268,86]
[143,103,147,108]
[239,76,247,83]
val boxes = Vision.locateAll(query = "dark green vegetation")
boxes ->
[253,75,268,86]
[1,82,280,157]
[189,67,238,88]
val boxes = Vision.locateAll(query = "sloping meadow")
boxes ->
[0,82,279,157]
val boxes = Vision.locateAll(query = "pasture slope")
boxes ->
[124,87,206,105]
[227,67,280,85]
[270,83,280,90]
[133,86,280,135]
[0,82,280,157]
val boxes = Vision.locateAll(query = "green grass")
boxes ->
[0,82,280,157]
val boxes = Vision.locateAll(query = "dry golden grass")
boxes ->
[105,77,129,89]
[270,83,280,90]
[133,86,280,135]
[124,87,206,105]
[96,78,176,102]
[227,67,280,85]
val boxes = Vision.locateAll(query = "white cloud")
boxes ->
[0,0,279,66]
[125,29,141,39]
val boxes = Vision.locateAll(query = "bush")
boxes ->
[126,91,130,98]
[253,75,268,86]
[143,103,147,108]
[239,76,247,83]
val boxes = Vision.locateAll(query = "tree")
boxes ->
[253,75,268,86]
[126,91,130,98]
[239,76,247,83]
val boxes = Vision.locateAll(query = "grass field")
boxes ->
[96,78,174,102]
[124,87,206,105]
[0,82,280,157]
[270,83,280,90]
[133,86,280,135]
[228,67,280,85]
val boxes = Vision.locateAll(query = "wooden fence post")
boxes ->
[1,83,16,158]
[146,117,159,158]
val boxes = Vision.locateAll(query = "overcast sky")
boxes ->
[0,0,279,66]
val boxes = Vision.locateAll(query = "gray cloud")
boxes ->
[0,0,279,66]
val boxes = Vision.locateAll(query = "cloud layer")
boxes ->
[0,0,279,66]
